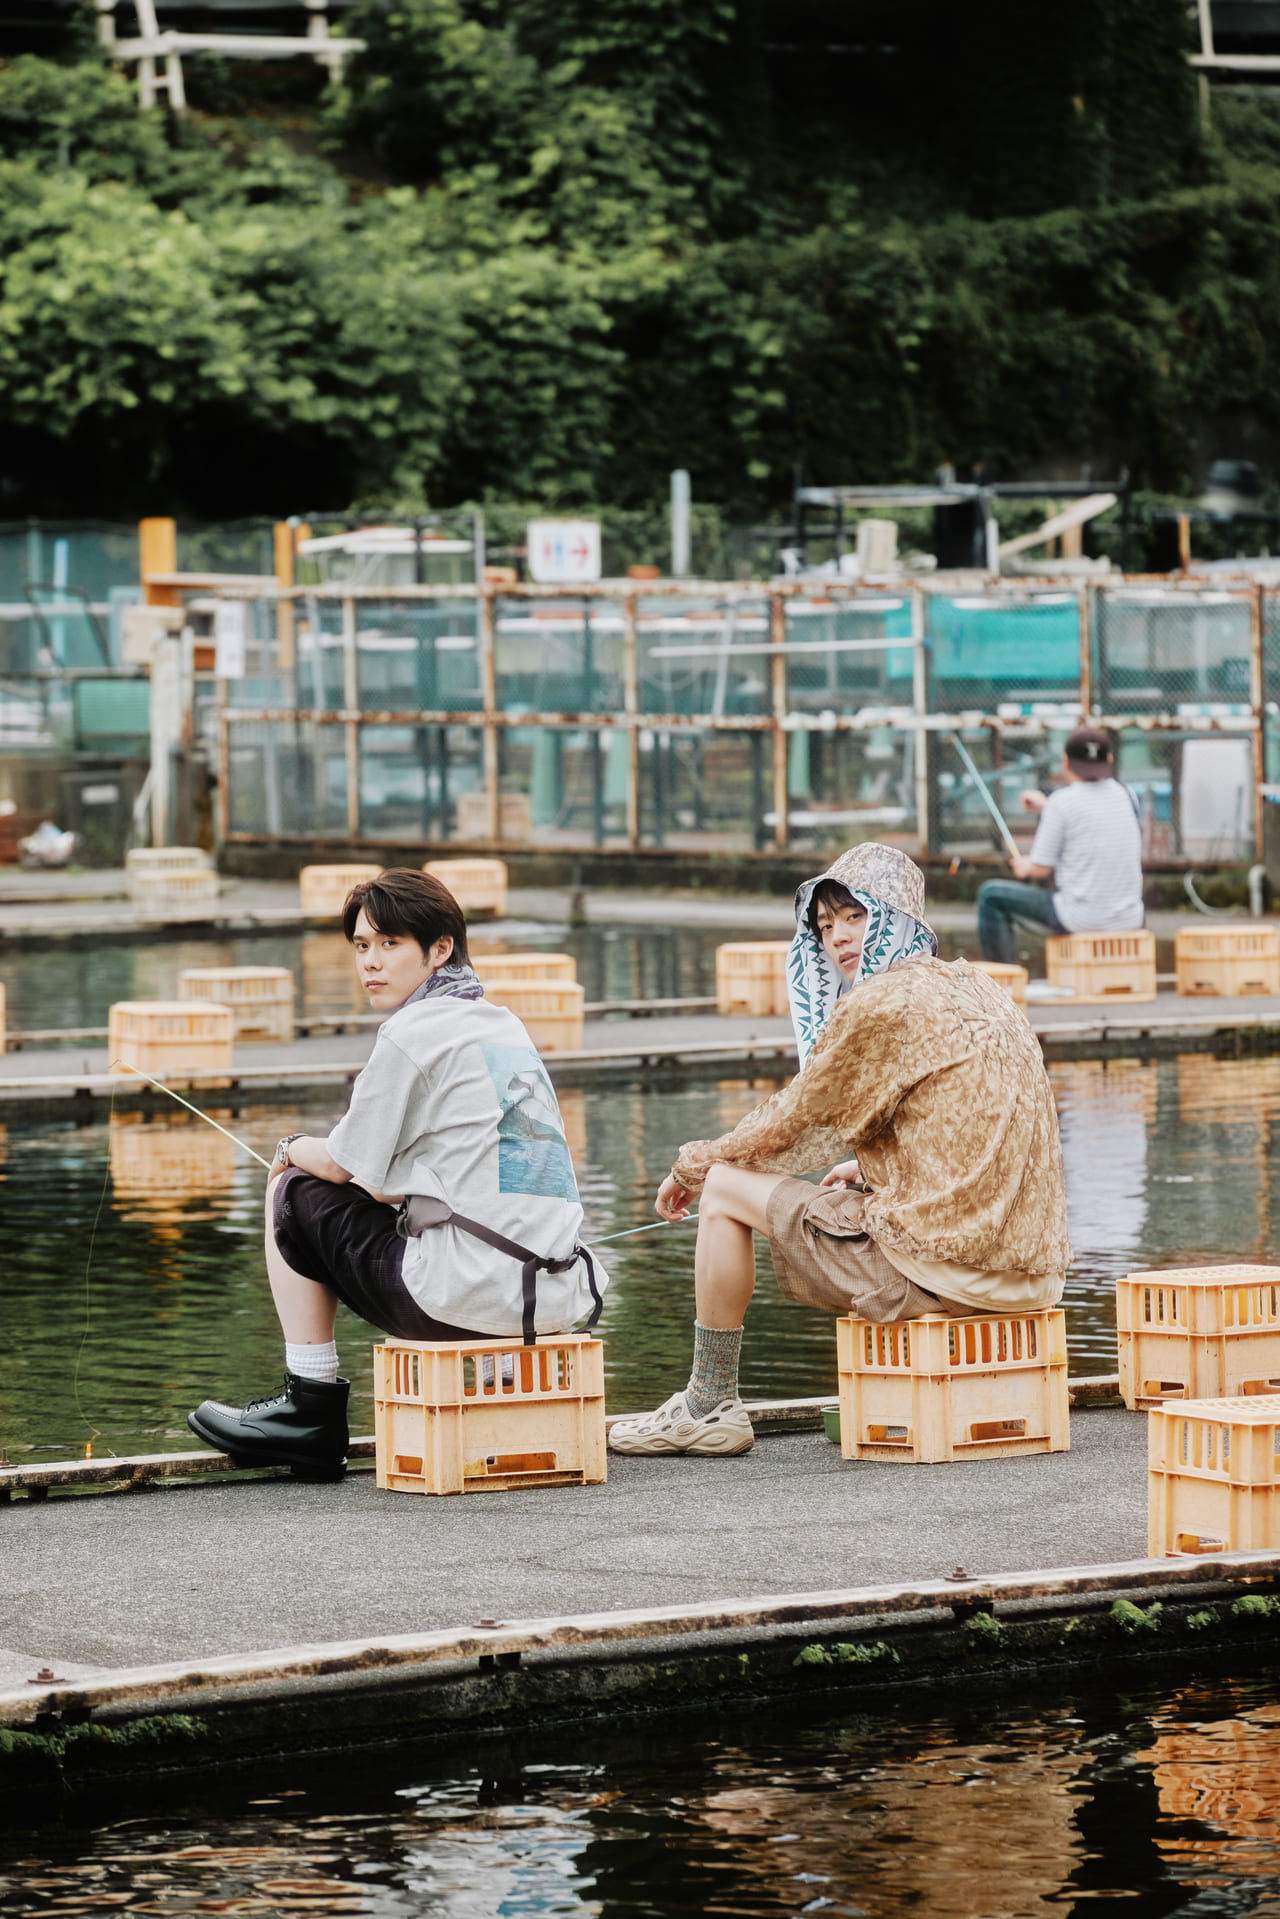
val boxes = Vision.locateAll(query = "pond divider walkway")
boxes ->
[4,996,1280,1120]
[4,1397,1280,1802]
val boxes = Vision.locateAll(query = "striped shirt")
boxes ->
[1030,779,1143,934]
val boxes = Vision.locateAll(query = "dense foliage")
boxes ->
[1,1,1278,520]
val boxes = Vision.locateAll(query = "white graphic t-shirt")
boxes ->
[326,996,606,1335]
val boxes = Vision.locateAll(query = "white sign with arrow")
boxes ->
[526,519,601,584]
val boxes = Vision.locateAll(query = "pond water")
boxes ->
[0,922,750,1035]
[6,1663,1280,1913]
[3,1052,1280,1462]
[0,917,991,1037]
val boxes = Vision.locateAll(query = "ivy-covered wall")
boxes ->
[0,1,1274,517]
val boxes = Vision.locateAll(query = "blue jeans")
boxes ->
[976,880,1065,965]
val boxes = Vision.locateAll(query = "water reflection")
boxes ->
[8,1669,1280,1913]
[9,1055,1280,1458]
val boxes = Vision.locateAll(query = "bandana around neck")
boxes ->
[401,962,485,1008]
[786,887,934,1065]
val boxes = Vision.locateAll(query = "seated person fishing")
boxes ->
[188,869,606,1480]
[609,842,1070,1459]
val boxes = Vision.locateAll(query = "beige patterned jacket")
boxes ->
[672,957,1071,1278]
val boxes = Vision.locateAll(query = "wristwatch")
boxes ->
[274,1132,307,1168]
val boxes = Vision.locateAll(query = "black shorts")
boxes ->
[272,1169,500,1342]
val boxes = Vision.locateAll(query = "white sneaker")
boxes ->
[607,1390,754,1457]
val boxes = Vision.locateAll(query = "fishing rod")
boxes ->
[109,1061,693,1241]
[947,731,1022,860]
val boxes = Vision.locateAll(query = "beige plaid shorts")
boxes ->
[764,1176,948,1323]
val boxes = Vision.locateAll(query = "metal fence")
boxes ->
[170,575,1274,864]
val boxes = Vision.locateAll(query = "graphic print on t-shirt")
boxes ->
[478,1041,579,1201]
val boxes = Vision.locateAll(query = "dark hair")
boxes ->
[342,868,470,964]
[807,878,858,936]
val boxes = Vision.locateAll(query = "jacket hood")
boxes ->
[787,842,937,1064]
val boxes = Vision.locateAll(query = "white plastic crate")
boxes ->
[108,999,234,1081]
[374,1335,606,1495]
[1149,1394,1280,1556]
[480,978,585,1052]
[299,864,382,917]
[1044,930,1156,1006]
[715,942,790,1017]
[424,858,508,920]
[1175,925,1280,998]
[1117,1266,1280,1409]
[178,966,294,1042]
[836,1309,1070,1463]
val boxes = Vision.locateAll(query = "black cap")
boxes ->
[1064,726,1113,782]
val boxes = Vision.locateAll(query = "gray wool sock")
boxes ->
[685,1322,744,1418]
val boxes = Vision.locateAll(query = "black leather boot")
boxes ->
[188,1374,350,1480]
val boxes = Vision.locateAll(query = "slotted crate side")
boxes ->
[299,864,382,916]
[423,858,508,919]
[1175,926,1280,998]
[0,979,5,1052]
[373,1337,606,1495]
[971,960,1029,1007]
[715,942,791,1017]
[481,979,585,1052]
[1149,1396,1280,1555]
[108,999,234,1077]
[835,1311,1069,1463]
[1117,1268,1280,1407]
[473,953,577,985]
[1045,930,1157,1006]
[178,967,294,1040]
[126,847,209,887]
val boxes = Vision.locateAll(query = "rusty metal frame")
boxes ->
[197,575,1277,859]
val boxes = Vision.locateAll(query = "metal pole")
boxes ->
[1078,582,1092,717]
[770,590,788,850]
[477,582,498,841]
[1251,580,1266,863]
[342,594,359,841]
[911,585,930,859]
[671,470,691,578]
[622,590,639,848]
[950,730,1020,858]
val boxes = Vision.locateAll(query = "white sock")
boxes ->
[286,1340,339,1384]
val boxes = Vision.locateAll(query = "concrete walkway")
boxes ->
[0,1409,1144,1684]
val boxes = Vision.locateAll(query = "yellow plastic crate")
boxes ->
[1044,929,1156,1005]
[1149,1394,1280,1556]
[374,1335,606,1495]
[455,791,533,844]
[125,846,209,884]
[1117,1265,1280,1409]
[971,960,1029,1007]
[472,952,577,985]
[1175,925,1280,998]
[130,869,221,919]
[108,999,234,1081]
[481,978,584,1052]
[836,1308,1070,1463]
[715,941,791,1017]
[178,966,295,1042]
[298,864,383,918]
[424,857,508,920]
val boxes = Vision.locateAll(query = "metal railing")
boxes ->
[138,573,1280,863]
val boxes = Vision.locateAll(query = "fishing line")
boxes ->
[73,1078,118,1458]
[109,1062,273,1167]
[110,1065,698,1248]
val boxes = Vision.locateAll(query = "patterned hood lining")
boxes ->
[787,843,937,1064]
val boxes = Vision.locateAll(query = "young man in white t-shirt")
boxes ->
[187,870,605,1479]
[976,726,1143,965]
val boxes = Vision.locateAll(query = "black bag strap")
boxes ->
[403,1196,602,1346]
